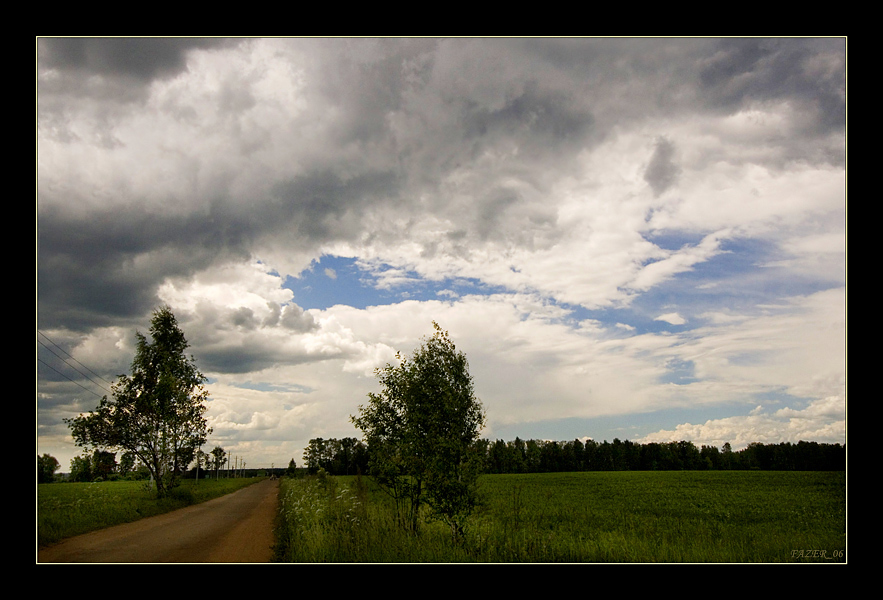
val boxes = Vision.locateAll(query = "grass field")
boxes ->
[275,470,846,563]
[37,477,263,547]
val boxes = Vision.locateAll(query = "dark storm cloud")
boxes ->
[197,344,321,374]
[460,80,594,158]
[37,30,406,319]
[38,38,234,81]
[37,165,399,330]
[268,169,401,241]
[37,37,846,335]
[37,38,246,140]
[698,38,845,135]
[190,331,327,376]
[514,37,844,144]
[644,137,680,197]
[307,38,438,145]
[37,199,251,331]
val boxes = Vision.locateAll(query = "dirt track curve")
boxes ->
[38,478,280,563]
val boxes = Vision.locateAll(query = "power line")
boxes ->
[38,331,115,386]
[37,331,114,396]
[37,358,106,399]
[37,339,113,396]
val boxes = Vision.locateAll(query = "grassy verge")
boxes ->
[276,472,474,562]
[275,470,845,563]
[38,477,264,547]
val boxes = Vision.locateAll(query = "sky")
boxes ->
[37,37,846,472]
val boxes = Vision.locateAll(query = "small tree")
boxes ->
[352,322,485,540]
[66,306,212,497]
[69,454,93,482]
[119,451,137,478]
[37,454,60,483]
[210,446,227,479]
[303,437,328,474]
[91,449,117,480]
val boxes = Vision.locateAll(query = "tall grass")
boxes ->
[38,477,264,547]
[276,472,474,562]
[275,471,845,563]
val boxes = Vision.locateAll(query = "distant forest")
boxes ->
[301,436,846,476]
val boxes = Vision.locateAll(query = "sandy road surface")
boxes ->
[38,478,280,563]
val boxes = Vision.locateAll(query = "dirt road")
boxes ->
[38,478,280,563]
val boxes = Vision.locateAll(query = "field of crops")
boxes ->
[276,470,846,563]
[37,477,264,547]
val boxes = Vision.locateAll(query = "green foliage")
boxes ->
[69,454,93,483]
[91,449,117,480]
[303,437,328,474]
[479,437,845,473]
[38,454,60,483]
[66,306,212,497]
[351,322,485,540]
[118,451,137,478]
[303,437,368,475]
[210,446,227,478]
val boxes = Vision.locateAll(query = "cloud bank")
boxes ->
[37,37,846,470]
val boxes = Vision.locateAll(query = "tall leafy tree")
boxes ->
[66,306,212,497]
[352,322,485,540]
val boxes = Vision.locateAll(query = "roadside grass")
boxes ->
[276,471,472,562]
[275,470,845,563]
[37,477,264,547]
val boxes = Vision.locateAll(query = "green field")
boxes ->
[38,470,846,562]
[275,470,846,563]
[37,477,263,547]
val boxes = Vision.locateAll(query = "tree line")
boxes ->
[477,437,845,473]
[302,435,845,476]
[301,437,369,476]
[42,434,845,484]
[38,445,233,484]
